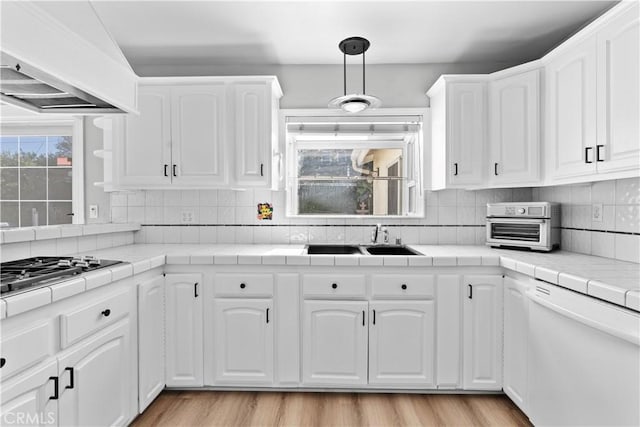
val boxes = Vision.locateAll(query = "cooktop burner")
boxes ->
[1,256,123,296]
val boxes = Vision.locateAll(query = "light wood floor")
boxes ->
[132,391,532,427]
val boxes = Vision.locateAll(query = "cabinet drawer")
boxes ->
[372,275,435,299]
[60,289,130,349]
[0,322,52,380]
[303,274,366,298]
[214,274,274,298]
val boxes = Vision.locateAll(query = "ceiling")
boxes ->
[71,0,617,70]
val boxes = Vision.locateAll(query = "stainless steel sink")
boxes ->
[306,244,422,256]
[364,245,422,256]
[306,244,364,255]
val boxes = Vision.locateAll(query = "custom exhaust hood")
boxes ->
[1,52,124,114]
[0,1,138,115]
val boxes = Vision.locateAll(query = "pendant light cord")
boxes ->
[362,49,366,94]
[343,51,347,96]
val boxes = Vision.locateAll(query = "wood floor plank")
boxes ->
[131,391,532,427]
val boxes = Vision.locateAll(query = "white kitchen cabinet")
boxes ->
[57,320,132,427]
[170,84,228,186]
[110,77,281,190]
[211,299,273,384]
[436,275,462,389]
[233,82,272,187]
[545,36,598,180]
[368,301,435,386]
[302,300,368,386]
[118,86,172,187]
[0,358,59,427]
[165,273,203,387]
[595,1,640,174]
[462,275,503,390]
[137,275,165,412]
[428,76,487,189]
[503,276,529,413]
[489,69,540,186]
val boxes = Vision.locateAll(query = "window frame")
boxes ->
[280,108,426,218]
[0,117,84,226]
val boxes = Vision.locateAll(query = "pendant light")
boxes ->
[328,36,382,113]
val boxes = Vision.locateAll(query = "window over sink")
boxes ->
[285,112,425,217]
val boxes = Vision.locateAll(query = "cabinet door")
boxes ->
[171,85,228,186]
[233,83,271,187]
[302,300,368,386]
[448,82,485,186]
[212,299,273,384]
[462,275,503,390]
[0,358,58,427]
[137,276,165,412]
[369,301,435,386]
[57,321,131,427]
[119,86,172,187]
[165,274,203,387]
[546,37,598,179]
[596,2,640,174]
[489,70,540,185]
[503,277,529,412]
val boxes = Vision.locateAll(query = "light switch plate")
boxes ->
[181,210,194,224]
[89,205,99,219]
[592,203,603,222]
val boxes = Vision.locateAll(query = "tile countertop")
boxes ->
[1,244,638,318]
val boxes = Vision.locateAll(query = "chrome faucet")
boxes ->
[371,224,389,245]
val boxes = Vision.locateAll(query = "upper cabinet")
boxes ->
[488,69,540,186]
[427,1,638,190]
[428,76,487,190]
[108,76,282,190]
[545,1,639,184]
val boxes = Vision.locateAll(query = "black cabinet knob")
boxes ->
[101,309,111,317]
[331,283,338,289]
[240,283,246,289]
[0,357,6,368]
[401,284,407,290]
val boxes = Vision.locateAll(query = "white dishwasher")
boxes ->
[527,282,640,426]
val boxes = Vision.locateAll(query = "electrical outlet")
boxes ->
[181,210,194,224]
[592,203,603,222]
[89,205,99,219]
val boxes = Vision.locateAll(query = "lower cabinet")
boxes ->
[57,320,132,427]
[503,276,529,412]
[165,273,203,387]
[0,358,59,427]
[369,301,436,386]
[302,300,368,386]
[138,275,165,412]
[211,299,273,384]
[462,275,503,390]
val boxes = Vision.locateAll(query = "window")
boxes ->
[286,113,424,217]
[0,120,83,227]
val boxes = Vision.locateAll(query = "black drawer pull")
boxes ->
[362,310,365,326]
[401,284,407,290]
[101,309,111,317]
[266,308,270,324]
[49,376,59,400]
[373,309,376,325]
[164,164,169,177]
[454,163,459,176]
[468,284,473,299]
[494,162,499,176]
[65,367,75,389]
[596,144,605,162]
[260,163,264,177]
[194,282,199,298]
[331,283,338,289]
[172,164,177,177]
[240,283,246,289]
[585,147,593,164]
[0,357,5,368]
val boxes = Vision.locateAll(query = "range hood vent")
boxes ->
[0,52,124,114]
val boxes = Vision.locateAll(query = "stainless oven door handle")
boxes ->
[486,218,547,224]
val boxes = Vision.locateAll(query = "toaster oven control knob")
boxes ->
[518,208,526,214]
